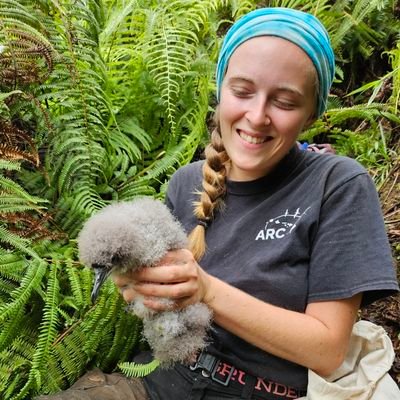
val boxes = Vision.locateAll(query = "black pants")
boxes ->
[144,364,259,400]
[36,362,303,399]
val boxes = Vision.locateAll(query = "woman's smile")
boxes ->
[237,129,274,146]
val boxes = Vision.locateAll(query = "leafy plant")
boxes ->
[0,0,399,398]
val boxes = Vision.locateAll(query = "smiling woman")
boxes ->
[38,7,399,400]
[219,36,317,181]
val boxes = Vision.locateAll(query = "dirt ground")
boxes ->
[361,160,400,385]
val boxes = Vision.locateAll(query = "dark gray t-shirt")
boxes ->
[164,146,398,391]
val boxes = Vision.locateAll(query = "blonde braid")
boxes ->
[188,115,229,261]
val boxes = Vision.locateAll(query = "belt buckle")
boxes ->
[190,351,234,387]
[189,351,217,375]
[211,361,235,386]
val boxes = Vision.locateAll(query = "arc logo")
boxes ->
[255,207,310,241]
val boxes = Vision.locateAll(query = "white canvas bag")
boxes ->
[298,320,400,399]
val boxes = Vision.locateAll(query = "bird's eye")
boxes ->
[111,253,122,264]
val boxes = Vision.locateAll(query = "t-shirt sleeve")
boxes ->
[165,171,178,214]
[308,171,399,307]
[164,161,204,230]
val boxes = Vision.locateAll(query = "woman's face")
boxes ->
[219,36,317,181]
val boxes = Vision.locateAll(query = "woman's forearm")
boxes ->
[113,252,361,376]
[203,274,361,376]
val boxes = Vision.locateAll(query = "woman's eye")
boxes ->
[274,100,295,109]
[231,87,252,97]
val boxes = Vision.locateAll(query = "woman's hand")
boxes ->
[112,249,212,311]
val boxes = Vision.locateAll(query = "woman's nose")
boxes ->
[245,98,271,127]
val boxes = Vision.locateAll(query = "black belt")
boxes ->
[189,351,307,399]
[190,351,234,386]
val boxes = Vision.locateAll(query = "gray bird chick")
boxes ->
[77,197,212,367]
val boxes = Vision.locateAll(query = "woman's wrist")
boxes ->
[199,269,218,307]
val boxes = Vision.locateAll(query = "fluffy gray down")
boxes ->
[78,197,213,366]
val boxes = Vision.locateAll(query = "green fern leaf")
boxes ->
[144,7,199,133]
[97,299,142,370]
[0,259,45,327]
[0,227,38,258]
[118,359,160,378]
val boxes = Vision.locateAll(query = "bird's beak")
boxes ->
[91,265,111,304]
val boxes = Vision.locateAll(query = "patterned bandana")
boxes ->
[216,7,335,117]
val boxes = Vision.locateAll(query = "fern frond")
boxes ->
[0,226,38,257]
[330,0,390,49]
[0,119,38,152]
[327,102,387,126]
[39,355,65,395]
[52,327,89,386]
[145,25,197,133]
[116,181,157,201]
[57,188,106,236]
[0,159,20,171]
[118,359,160,378]
[0,279,18,303]
[386,44,400,113]
[0,0,44,28]
[142,1,205,134]
[0,302,25,355]
[65,263,87,309]
[0,199,45,214]
[0,18,54,88]
[0,174,44,204]
[55,149,103,195]
[0,251,27,283]
[98,308,142,370]
[81,283,120,354]
[16,261,60,397]
[101,0,142,43]
[0,258,45,327]
[111,118,152,161]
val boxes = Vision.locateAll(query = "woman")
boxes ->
[41,7,399,400]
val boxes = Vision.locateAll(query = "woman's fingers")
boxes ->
[111,248,211,308]
[134,279,196,299]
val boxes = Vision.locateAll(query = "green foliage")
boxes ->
[0,246,142,399]
[119,359,160,378]
[301,99,399,183]
[0,160,44,257]
[0,0,399,398]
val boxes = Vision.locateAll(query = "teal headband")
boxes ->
[216,7,335,117]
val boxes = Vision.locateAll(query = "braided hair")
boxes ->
[188,111,229,260]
